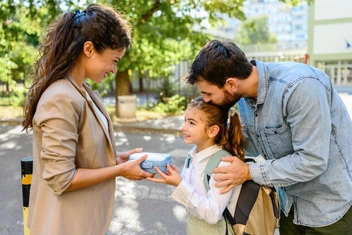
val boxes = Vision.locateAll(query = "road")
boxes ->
[0,126,190,235]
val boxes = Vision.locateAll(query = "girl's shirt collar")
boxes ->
[191,144,223,162]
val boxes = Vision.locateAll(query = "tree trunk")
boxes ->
[115,70,131,117]
[138,71,144,93]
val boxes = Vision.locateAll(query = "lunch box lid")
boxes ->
[129,152,172,168]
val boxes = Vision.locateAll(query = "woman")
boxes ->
[22,4,153,235]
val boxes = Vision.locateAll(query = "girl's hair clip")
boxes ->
[74,10,85,19]
[228,108,236,117]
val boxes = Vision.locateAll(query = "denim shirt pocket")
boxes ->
[242,125,260,157]
[262,124,294,159]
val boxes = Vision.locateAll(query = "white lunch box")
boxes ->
[129,152,172,174]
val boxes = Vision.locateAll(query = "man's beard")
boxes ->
[218,88,242,111]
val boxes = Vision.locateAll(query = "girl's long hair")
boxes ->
[186,97,245,161]
[22,4,132,132]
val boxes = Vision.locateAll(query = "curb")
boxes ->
[113,124,183,136]
[0,118,183,136]
[0,118,23,126]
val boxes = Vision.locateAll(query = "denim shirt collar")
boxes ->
[246,60,268,106]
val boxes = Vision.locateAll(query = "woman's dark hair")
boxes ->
[183,40,253,88]
[22,4,132,131]
[187,97,245,161]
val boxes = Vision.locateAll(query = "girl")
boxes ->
[22,4,153,235]
[148,97,245,234]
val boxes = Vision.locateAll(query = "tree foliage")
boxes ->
[235,14,278,45]
[0,0,311,107]
[109,0,248,97]
[0,3,43,105]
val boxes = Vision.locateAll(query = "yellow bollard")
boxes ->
[21,156,32,235]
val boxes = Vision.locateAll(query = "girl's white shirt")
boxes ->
[172,144,242,224]
[85,91,108,130]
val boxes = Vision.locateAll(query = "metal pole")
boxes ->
[21,156,32,235]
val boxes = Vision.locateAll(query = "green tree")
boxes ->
[109,0,247,106]
[0,4,43,105]
[235,14,278,45]
[1,0,311,110]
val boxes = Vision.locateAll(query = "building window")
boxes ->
[317,61,352,85]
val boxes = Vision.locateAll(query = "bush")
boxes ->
[152,94,186,115]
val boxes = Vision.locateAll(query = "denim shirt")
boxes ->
[238,60,352,227]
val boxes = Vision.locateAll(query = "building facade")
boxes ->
[308,0,352,85]
[216,0,308,44]
[212,0,308,64]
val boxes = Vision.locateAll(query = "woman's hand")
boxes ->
[116,147,143,165]
[118,154,154,180]
[147,164,182,187]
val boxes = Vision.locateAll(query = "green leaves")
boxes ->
[235,15,278,45]
[0,0,310,104]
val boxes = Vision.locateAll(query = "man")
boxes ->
[183,39,352,234]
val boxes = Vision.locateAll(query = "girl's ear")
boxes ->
[208,125,220,138]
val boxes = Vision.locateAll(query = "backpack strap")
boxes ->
[185,146,197,169]
[185,154,192,168]
[224,157,261,225]
[205,154,281,234]
[225,180,261,226]
[204,149,231,191]
[204,149,231,235]
[224,180,280,228]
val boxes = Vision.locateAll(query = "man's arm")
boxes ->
[213,78,331,193]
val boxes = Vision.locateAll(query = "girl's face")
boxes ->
[86,47,126,83]
[182,107,215,151]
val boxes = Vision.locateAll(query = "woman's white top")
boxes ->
[85,91,108,130]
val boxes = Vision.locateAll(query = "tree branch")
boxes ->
[141,0,161,22]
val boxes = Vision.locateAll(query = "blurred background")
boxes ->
[1,0,351,120]
[1,1,352,234]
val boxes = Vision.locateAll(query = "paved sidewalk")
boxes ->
[0,114,185,134]
[339,93,352,118]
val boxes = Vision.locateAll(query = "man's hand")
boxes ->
[212,156,252,194]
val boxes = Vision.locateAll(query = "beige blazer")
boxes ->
[28,76,117,235]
